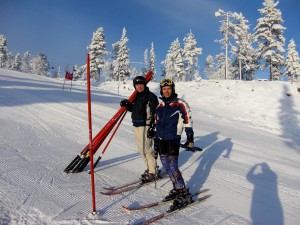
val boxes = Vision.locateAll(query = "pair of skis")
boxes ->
[101,178,210,225]
[128,193,211,225]
[122,188,210,211]
[122,189,211,225]
[100,144,203,196]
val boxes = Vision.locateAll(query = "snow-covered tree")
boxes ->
[254,0,286,80]
[202,55,217,79]
[0,35,8,68]
[285,39,300,82]
[73,64,86,80]
[161,52,173,80]
[213,53,235,80]
[87,27,106,81]
[143,48,148,74]
[6,52,14,69]
[12,53,22,71]
[182,31,202,81]
[110,41,120,81]
[131,67,138,79]
[162,38,185,81]
[215,10,239,79]
[102,57,114,81]
[113,27,130,81]
[21,51,31,73]
[231,13,258,80]
[149,42,156,78]
[31,53,50,76]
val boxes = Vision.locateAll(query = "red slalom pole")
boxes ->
[89,110,128,174]
[86,54,96,215]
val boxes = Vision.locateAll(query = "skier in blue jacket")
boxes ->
[153,78,194,210]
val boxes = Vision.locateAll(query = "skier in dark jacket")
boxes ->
[154,78,194,210]
[120,76,159,182]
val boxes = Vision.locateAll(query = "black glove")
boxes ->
[120,99,131,108]
[147,122,155,138]
[153,138,159,159]
[186,133,194,148]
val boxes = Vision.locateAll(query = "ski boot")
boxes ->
[169,188,192,211]
[141,169,149,179]
[163,187,178,202]
[140,170,156,183]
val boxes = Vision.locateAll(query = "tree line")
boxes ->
[0,0,299,82]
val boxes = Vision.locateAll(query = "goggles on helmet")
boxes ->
[160,78,174,87]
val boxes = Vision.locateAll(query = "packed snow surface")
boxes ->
[0,68,300,225]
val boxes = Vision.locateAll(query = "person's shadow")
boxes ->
[246,163,284,225]
[186,137,233,192]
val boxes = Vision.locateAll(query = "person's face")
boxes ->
[162,86,172,98]
[135,83,145,92]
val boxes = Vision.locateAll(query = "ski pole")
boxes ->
[154,159,158,188]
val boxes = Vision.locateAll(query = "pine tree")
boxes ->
[254,0,286,80]
[114,27,130,81]
[111,41,120,81]
[73,64,86,80]
[150,42,156,78]
[31,53,50,76]
[161,51,174,80]
[12,53,22,71]
[87,27,106,81]
[131,67,138,79]
[231,13,258,80]
[0,35,8,68]
[162,38,185,81]
[143,48,148,74]
[285,39,300,82]
[6,52,14,69]
[215,10,238,79]
[202,55,216,79]
[215,53,226,79]
[182,31,202,81]
[213,53,235,80]
[21,51,31,73]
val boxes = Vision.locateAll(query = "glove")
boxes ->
[147,122,155,138]
[186,133,194,148]
[153,138,159,159]
[120,99,131,108]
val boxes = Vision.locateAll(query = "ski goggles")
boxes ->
[160,78,174,87]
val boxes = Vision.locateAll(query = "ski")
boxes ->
[103,179,141,191]
[103,171,167,191]
[122,189,209,211]
[180,143,203,152]
[100,174,169,196]
[130,194,212,225]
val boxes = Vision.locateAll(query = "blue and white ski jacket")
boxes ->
[154,95,194,141]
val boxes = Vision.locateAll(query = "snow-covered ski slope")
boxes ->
[0,68,299,224]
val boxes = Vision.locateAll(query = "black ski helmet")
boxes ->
[160,78,175,96]
[133,76,146,87]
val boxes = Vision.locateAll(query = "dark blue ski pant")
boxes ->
[158,140,185,190]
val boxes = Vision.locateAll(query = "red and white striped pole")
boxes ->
[86,54,96,214]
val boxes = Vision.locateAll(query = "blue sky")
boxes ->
[1,0,299,79]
